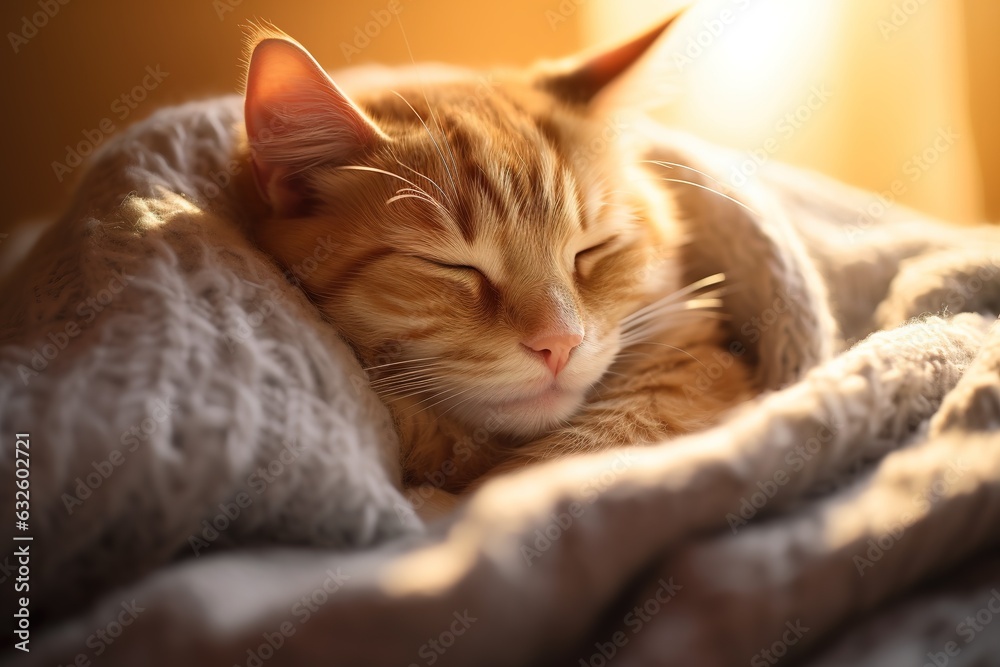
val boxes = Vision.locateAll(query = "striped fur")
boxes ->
[245,27,755,492]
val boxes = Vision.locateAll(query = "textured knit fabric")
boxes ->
[3,91,1000,666]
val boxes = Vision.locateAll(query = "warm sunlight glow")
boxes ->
[586,0,984,223]
[380,481,550,596]
[381,542,476,596]
[664,0,838,150]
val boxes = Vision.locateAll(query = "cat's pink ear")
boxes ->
[537,11,683,106]
[244,36,387,216]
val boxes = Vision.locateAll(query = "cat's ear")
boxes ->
[536,11,684,107]
[244,34,388,216]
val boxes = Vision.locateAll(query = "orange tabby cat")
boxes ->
[242,14,755,495]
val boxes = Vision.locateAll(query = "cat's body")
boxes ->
[241,15,756,495]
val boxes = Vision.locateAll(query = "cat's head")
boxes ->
[244,15,683,437]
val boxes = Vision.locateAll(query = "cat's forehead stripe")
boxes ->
[356,85,614,275]
[570,171,589,232]
[467,163,512,236]
[446,119,568,242]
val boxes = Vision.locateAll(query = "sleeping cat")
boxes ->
[242,12,756,497]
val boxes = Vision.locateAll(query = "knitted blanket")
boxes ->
[3,91,1000,667]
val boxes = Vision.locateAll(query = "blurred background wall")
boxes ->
[1,0,997,244]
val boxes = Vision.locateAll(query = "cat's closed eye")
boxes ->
[574,237,618,277]
[418,256,485,277]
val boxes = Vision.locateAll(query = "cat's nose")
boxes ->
[523,331,584,377]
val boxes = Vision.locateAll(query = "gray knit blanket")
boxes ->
[3,93,1000,667]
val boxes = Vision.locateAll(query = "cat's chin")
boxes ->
[464,385,588,439]
[447,343,620,438]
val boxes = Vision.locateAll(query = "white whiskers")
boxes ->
[390,89,460,198]
[362,356,474,421]
[396,160,453,206]
[403,386,475,419]
[337,164,452,219]
[337,164,424,191]
[618,273,728,350]
[642,160,760,218]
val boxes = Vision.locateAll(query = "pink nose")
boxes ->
[524,331,584,377]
